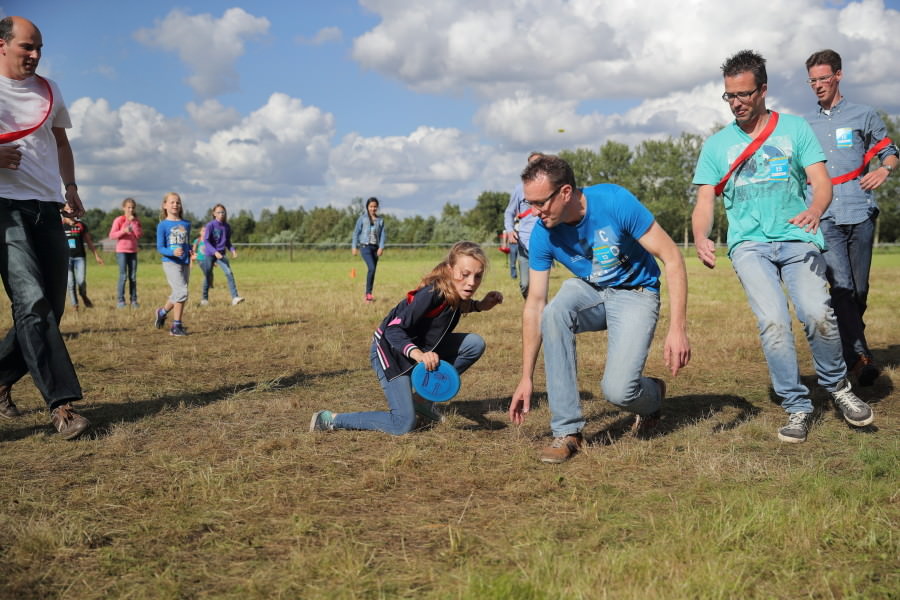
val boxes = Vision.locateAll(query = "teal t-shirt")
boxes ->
[693,112,826,254]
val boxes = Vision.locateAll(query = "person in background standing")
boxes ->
[352,197,386,303]
[200,203,243,306]
[108,196,142,308]
[503,152,544,298]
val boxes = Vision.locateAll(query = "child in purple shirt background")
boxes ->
[201,204,244,306]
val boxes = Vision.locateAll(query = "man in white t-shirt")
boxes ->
[0,16,91,439]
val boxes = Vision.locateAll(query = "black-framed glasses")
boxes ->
[524,186,562,209]
[807,73,836,85]
[722,87,760,103]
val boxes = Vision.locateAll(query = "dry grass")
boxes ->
[0,250,897,599]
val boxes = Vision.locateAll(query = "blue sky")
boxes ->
[3,0,900,218]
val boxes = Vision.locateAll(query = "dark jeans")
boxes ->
[201,254,239,299]
[359,245,379,295]
[820,215,876,364]
[116,252,138,304]
[0,199,82,407]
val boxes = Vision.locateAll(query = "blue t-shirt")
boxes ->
[157,219,191,265]
[528,184,660,291]
[693,113,826,254]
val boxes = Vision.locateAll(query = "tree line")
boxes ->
[81,115,900,247]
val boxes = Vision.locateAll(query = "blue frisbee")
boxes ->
[411,360,460,403]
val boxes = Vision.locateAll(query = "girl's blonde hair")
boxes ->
[418,241,487,308]
[160,192,183,221]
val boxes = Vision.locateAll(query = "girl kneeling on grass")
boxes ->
[154,192,192,337]
[311,241,503,435]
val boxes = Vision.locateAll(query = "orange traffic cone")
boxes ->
[350,268,357,278]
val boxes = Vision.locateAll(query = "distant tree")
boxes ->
[431,203,477,244]
[462,190,509,241]
[229,209,256,242]
[875,112,899,243]
[559,147,602,187]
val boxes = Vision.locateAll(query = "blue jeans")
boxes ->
[201,255,239,300]
[731,241,846,413]
[116,252,138,304]
[0,199,82,407]
[66,256,86,306]
[819,216,876,364]
[508,242,518,278]
[517,248,530,298]
[333,333,486,435]
[541,278,661,437]
[359,245,379,295]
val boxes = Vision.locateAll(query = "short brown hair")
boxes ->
[520,154,576,190]
[806,49,841,73]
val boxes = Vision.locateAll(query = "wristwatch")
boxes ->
[883,164,894,174]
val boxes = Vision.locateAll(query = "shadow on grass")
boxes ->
[452,391,549,432]
[585,393,760,447]
[62,327,131,340]
[218,319,303,332]
[0,368,353,443]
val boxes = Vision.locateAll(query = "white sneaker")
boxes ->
[231,296,245,306]
[199,299,209,306]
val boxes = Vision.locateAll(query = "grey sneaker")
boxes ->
[309,410,337,432]
[199,299,209,307]
[778,412,812,443]
[50,403,91,440]
[154,308,167,329]
[231,296,244,306]
[831,379,874,427]
[0,384,21,419]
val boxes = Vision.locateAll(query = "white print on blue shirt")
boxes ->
[167,224,188,248]
[589,226,641,284]
[836,127,853,148]
[736,139,794,188]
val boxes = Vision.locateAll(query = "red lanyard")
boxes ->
[714,111,779,196]
[0,75,54,144]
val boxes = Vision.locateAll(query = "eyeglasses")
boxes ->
[722,87,760,103]
[807,73,836,85]
[525,186,562,209]
[214,211,225,215]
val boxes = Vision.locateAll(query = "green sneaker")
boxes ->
[309,410,336,432]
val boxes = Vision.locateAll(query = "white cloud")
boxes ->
[296,26,343,45]
[187,99,241,133]
[134,7,269,97]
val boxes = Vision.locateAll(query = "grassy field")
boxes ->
[0,249,897,599]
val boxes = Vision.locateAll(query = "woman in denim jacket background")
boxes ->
[351,197,386,303]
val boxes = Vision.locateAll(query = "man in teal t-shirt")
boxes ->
[691,50,874,444]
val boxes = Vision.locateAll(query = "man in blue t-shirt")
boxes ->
[692,50,874,445]
[508,155,691,464]
[804,49,898,387]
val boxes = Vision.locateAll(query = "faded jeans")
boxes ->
[66,256,86,306]
[116,251,138,304]
[333,333,485,435]
[201,255,239,300]
[0,199,82,407]
[819,216,876,364]
[731,241,846,413]
[541,278,662,437]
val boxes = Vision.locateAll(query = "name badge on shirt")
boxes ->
[835,127,853,148]
[769,156,789,181]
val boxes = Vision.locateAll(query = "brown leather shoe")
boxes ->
[50,403,91,440]
[539,433,583,464]
[631,378,665,437]
[0,384,21,419]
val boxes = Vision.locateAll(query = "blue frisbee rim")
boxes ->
[411,360,460,402]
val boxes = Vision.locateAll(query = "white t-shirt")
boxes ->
[0,74,71,202]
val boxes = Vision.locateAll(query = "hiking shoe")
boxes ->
[414,399,444,423]
[0,385,21,419]
[50,404,91,440]
[539,433,584,464]
[231,296,245,306]
[631,377,665,437]
[170,323,188,337]
[850,355,880,387]
[82,296,93,308]
[199,299,209,307]
[831,379,874,427]
[154,308,167,329]
[309,410,336,432]
[778,412,812,443]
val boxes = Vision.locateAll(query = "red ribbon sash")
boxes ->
[0,75,53,144]
[714,111,780,196]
